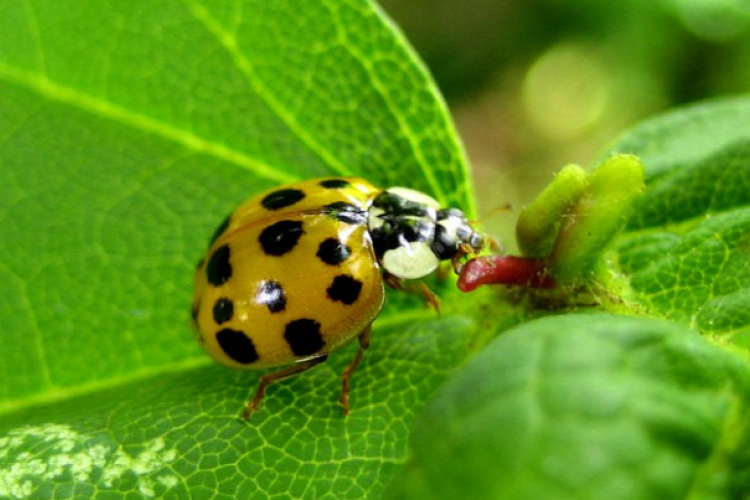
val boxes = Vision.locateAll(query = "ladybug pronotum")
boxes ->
[191,177,485,418]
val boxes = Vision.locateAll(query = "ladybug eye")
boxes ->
[432,211,475,259]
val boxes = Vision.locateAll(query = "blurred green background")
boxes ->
[380,0,750,249]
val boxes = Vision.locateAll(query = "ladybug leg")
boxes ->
[450,243,474,275]
[384,273,440,315]
[338,324,372,415]
[436,261,452,280]
[242,355,328,420]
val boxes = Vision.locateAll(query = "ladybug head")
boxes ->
[368,187,482,279]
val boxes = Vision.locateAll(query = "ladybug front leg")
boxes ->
[384,273,440,314]
[338,324,372,415]
[242,355,328,420]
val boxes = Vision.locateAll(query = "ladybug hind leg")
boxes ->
[339,324,372,415]
[384,273,440,315]
[242,355,328,420]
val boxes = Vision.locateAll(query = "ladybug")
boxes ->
[192,177,485,418]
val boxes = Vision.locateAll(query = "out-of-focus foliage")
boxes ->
[383,0,750,102]
[381,0,750,246]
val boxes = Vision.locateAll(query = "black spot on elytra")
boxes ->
[316,238,352,266]
[323,202,367,225]
[208,213,232,247]
[216,328,258,364]
[258,220,304,256]
[261,188,305,210]
[319,179,351,189]
[284,319,325,356]
[206,244,232,286]
[256,280,286,313]
[212,297,234,324]
[327,274,362,305]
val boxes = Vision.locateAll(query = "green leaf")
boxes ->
[387,97,750,500]
[610,97,750,339]
[0,315,477,499]
[0,1,480,498]
[384,313,750,500]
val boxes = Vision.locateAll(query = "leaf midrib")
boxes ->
[0,357,210,418]
[0,62,295,184]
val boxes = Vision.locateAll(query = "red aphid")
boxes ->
[457,255,555,292]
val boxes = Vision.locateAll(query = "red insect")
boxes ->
[457,255,554,292]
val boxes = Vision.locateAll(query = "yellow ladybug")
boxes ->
[192,177,484,418]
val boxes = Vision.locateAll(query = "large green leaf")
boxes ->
[613,97,750,339]
[384,313,750,500]
[5,0,750,498]
[383,97,750,500]
[0,1,485,498]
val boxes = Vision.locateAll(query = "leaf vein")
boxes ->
[0,64,294,184]
[181,0,355,178]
